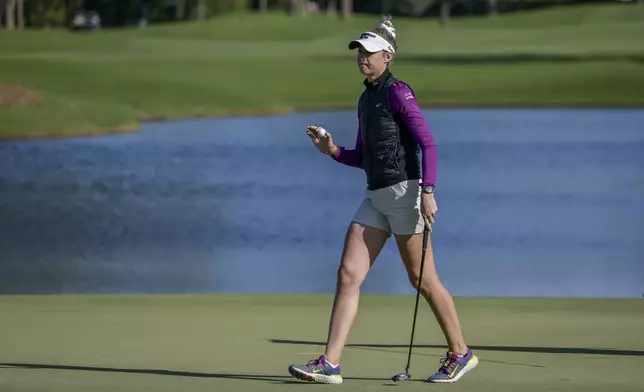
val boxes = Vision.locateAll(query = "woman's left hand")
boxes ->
[420,193,438,232]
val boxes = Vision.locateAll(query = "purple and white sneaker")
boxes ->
[427,348,479,383]
[288,355,343,384]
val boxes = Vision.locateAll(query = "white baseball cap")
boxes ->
[348,31,395,54]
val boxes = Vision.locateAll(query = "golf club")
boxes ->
[391,226,429,382]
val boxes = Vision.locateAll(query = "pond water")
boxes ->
[1,108,643,298]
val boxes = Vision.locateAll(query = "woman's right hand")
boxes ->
[306,125,339,157]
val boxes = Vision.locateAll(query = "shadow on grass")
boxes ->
[324,53,644,65]
[0,363,393,383]
[333,345,545,368]
[269,339,644,357]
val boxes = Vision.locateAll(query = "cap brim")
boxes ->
[348,39,384,53]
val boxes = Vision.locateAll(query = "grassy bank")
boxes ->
[0,294,642,391]
[1,4,643,139]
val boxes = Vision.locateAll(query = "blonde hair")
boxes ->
[371,16,397,53]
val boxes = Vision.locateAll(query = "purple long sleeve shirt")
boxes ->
[332,82,438,187]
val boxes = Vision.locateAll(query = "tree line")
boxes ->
[1,0,639,30]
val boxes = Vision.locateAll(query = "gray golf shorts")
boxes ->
[351,179,425,236]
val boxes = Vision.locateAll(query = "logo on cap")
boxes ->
[360,32,377,40]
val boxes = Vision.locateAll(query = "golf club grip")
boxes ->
[422,226,428,251]
[405,228,429,373]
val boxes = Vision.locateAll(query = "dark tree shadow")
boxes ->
[335,345,545,368]
[0,363,392,383]
[269,339,644,357]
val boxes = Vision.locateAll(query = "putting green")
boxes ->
[0,294,642,391]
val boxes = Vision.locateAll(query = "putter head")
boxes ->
[391,372,411,382]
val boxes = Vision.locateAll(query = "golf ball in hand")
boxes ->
[316,127,327,137]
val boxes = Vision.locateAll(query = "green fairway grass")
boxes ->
[1,4,644,139]
[0,294,643,391]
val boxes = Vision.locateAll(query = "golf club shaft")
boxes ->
[405,228,429,373]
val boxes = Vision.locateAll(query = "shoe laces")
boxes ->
[439,353,458,375]
[307,355,326,368]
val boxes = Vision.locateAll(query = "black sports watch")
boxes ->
[421,185,435,194]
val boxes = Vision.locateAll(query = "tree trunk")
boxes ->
[197,0,206,20]
[301,0,309,16]
[5,0,16,30]
[259,0,268,13]
[439,0,451,28]
[327,0,337,16]
[139,0,148,28]
[288,0,298,15]
[183,0,193,20]
[17,0,23,29]
[289,0,308,16]
[341,0,352,20]
[487,0,498,17]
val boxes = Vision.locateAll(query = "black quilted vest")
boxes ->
[358,70,421,191]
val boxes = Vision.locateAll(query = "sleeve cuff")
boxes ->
[421,181,435,188]
[331,146,343,160]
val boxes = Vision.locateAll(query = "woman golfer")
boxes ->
[288,17,478,384]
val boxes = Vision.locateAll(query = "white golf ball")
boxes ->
[316,127,327,137]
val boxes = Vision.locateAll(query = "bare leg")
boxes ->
[324,223,389,365]
[394,232,467,355]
